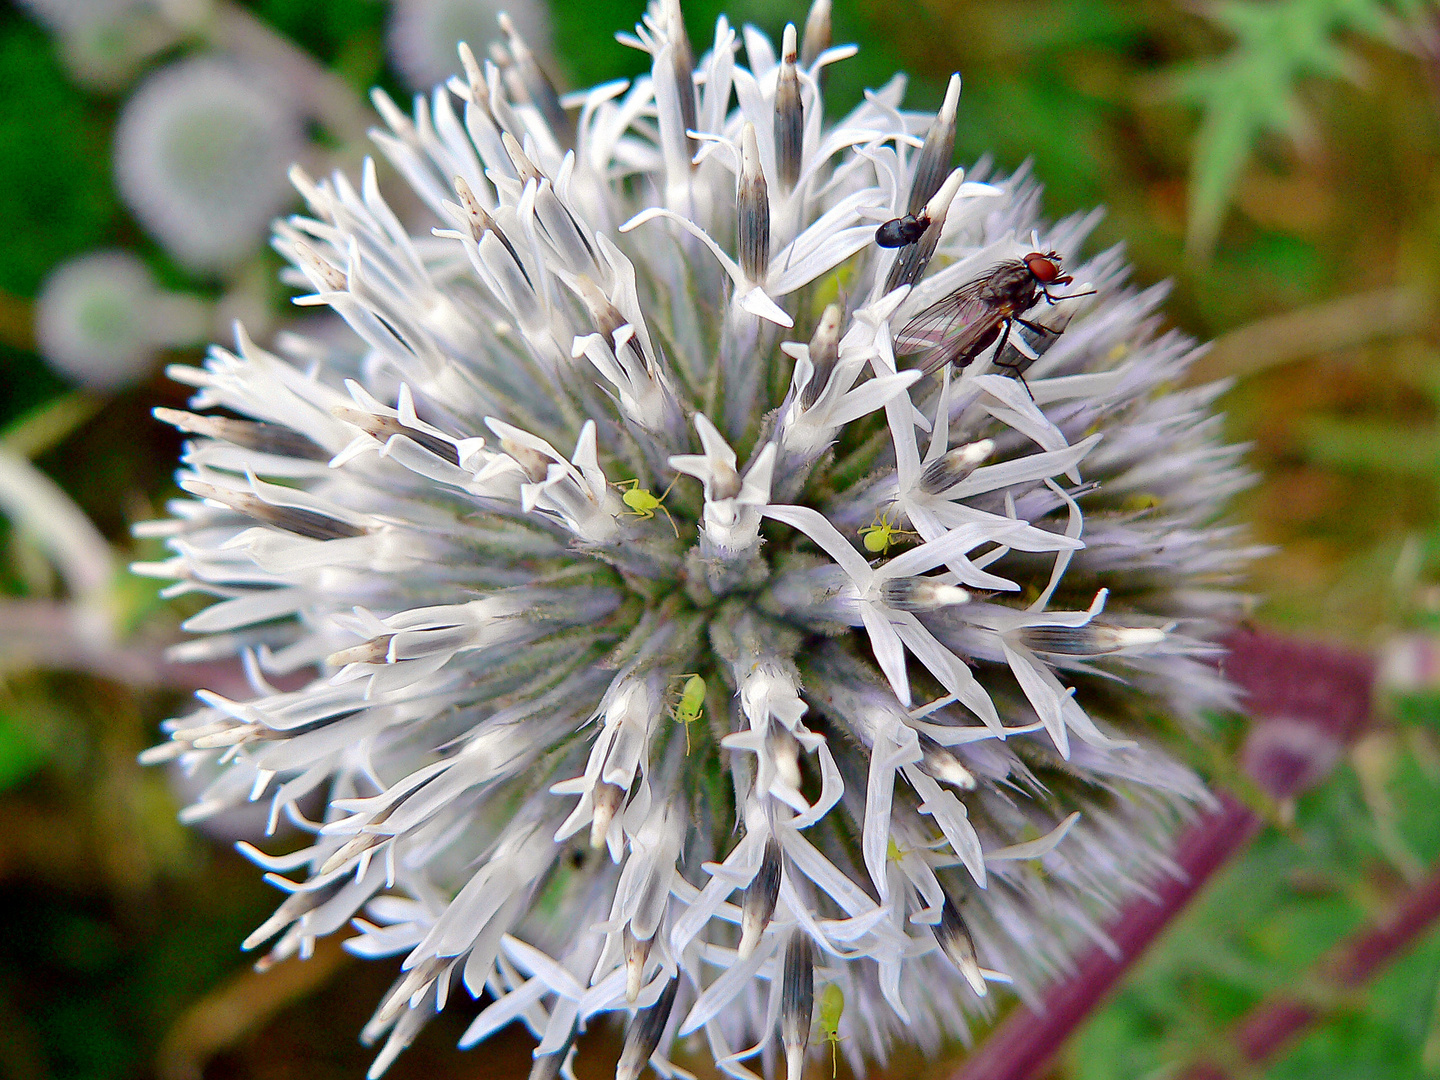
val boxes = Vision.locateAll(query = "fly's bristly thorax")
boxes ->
[141,3,1257,1077]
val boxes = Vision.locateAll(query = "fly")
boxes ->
[893,251,1091,390]
[875,212,929,248]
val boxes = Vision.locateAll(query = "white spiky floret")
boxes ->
[140,3,1260,1078]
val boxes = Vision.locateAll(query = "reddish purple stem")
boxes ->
[1184,861,1440,1076]
[947,628,1379,1080]
[947,794,1262,1080]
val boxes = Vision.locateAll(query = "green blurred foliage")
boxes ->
[1162,0,1397,255]
[1,0,1439,1079]
[0,706,48,791]
[246,0,387,71]
[0,15,120,298]
[1072,701,1440,1080]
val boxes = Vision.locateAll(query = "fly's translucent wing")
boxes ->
[893,277,1003,376]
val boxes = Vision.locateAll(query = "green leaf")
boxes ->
[1161,0,1412,254]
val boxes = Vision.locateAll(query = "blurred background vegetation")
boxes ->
[3,0,1440,1078]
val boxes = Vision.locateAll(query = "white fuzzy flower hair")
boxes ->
[139,3,1255,1078]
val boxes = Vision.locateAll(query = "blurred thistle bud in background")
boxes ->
[35,250,210,390]
[15,0,205,89]
[386,0,551,91]
[114,55,305,274]
[139,1,1259,1077]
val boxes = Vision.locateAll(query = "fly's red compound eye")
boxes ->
[1024,253,1061,283]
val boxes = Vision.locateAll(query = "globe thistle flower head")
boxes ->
[141,4,1256,1078]
[115,56,306,273]
[36,250,209,390]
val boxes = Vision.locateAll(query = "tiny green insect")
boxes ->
[615,476,679,537]
[858,508,915,554]
[671,673,705,754]
[818,982,845,1076]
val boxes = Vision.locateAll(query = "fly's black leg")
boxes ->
[990,319,1012,367]
[1015,317,1059,339]
[991,354,1036,400]
[992,317,1039,400]
[1042,286,1097,304]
